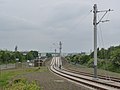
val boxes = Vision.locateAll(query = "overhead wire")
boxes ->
[78,10,92,24]
[97,15,102,48]
[98,12,112,81]
[72,10,92,30]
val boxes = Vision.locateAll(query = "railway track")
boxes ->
[50,57,120,90]
[62,68,120,83]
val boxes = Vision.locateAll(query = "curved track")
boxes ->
[62,68,120,83]
[50,57,120,90]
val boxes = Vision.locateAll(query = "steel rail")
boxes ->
[62,68,120,83]
[50,66,120,90]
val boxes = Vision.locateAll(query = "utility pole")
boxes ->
[55,49,56,57]
[93,4,98,79]
[93,4,113,79]
[15,45,18,52]
[59,41,62,57]
[55,49,56,60]
[55,49,57,67]
[59,41,62,68]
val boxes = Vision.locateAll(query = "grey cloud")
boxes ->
[0,0,119,52]
[0,14,41,31]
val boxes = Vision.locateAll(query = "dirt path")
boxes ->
[19,67,89,90]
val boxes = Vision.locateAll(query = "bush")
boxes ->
[5,78,40,90]
[87,58,94,68]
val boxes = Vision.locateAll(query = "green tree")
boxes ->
[26,52,34,60]
[110,49,120,67]
[14,51,24,62]
[46,53,52,58]
[80,55,90,64]
[26,51,38,60]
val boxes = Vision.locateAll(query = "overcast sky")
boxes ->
[0,0,120,53]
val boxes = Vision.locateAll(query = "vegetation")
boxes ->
[5,78,40,90]
[46,53,52,58]
[65,45,120,73]
[0,67,44,89]
[0,68,37,87]
[26,51,38,61]
[0,50,38,64]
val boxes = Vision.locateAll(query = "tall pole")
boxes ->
[55,49,57,67]
[93,4,97,79]
[92,4,113,79]
[55,49,56,57]
[59,41,62,68]
[59,41,62,57]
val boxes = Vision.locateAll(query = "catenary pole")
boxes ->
[93,4,113,79]
[59,41,62,57]
[93,4,98,79]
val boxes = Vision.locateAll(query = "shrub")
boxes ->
[5,78,40,90]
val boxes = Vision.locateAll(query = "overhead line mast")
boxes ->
[93,4,113,79]
[59,41,62,57]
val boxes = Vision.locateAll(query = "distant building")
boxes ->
[67,53,80,56]
[41,53,46,57]
[81,52,86,55]
[21,51,28,55]
[34,59,45,67]
[67,52,86,56]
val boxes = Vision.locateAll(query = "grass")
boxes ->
[64,63,120,78]
[5,78,40,90]
[22,68,88,90]
[0,60,90,90]
[0,67,47,89]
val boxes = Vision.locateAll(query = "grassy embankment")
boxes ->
[64,63,120,78]
[0,67,47,90]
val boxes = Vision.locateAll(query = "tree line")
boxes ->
[0,50,38,64]
[65,45,120,73]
